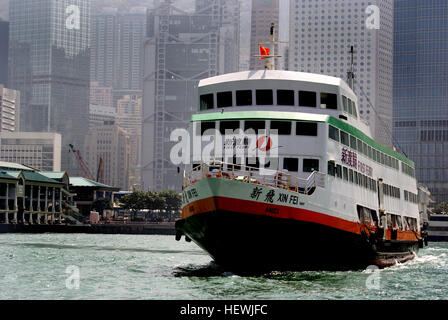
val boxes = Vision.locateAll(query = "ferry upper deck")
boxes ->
[197,70,370,136]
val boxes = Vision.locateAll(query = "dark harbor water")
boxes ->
[0,233,447,300]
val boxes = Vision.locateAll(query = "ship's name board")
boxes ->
[182,188,199,204]
[341,147,373,177]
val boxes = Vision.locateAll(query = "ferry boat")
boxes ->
[175,30,427,271]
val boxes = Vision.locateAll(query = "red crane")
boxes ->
[68,144,96,181]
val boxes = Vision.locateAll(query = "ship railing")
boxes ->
[183,161,325,195]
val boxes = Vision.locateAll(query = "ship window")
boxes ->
[348,99,353,115]
[277,90,295,106]
[299,91,317,108]
[320,92,338,109]
[200,121,216,136]
[328,125,339,141]
[350,135,357,150]
[335,164,342,178]
[244,120,265,132]
[363,142,368,155]
[219,121,240,135]
[217,91,232,108]
[271,121,291,135]
[256,90,273,105]
[297,122,318,136]
[349,169,354,183]
[340,131,349,146]
[200,93,214,110]
[328,161,335,176]
[373,149,377,162]
[354,171,359,184]
[368,146,373,159]
[283,158,299,172]
[352,103,358,118]
[231,156,242,171]
[342,96,348,112]
[343,167,349,181]
[304,159,319,173]
[246,157,260,171]
[236,90,252,106]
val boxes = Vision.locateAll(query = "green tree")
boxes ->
[433,202,448,214]
[120,191,147,220]
[92,197,112,215]
[159,190,182,221]
[145,191,166,221]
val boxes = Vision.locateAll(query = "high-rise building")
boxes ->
[89,104,116,129]
[142,0,240,191]
[90,81,114,108]
[90,7,119,89]
[249,0,279,70]
[393,0,448,203]
[90,7,147,106]
[8,0,91,175]
[116,95,142,189]
[289,0,394,147]
[116,7,147,93]
[0,19,8,86]
[84,123,130,190]
[0,132,62,171]
[0,84,20,132]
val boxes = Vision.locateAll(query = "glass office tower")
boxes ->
[8,0,90,175]
[393,0,448,203]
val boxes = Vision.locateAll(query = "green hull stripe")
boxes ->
[191,111,414,168]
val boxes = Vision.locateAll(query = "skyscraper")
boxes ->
[90,7,119,88]
[84,123,130,190]
[249,0,279,71]
[142,0,240,191]
[289,0,394,147]
[0,19,8,86]
[90,6,147,106]
[8,0,91,175]
[393,0,448,203]
[116,95,142,189]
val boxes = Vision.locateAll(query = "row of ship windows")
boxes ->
[358,206,419,232]
[328,161,417,203]
[329,124,416,178]
[200,90,344,110]
[193,157,319,174]
[198,120,318,137]
[328,161,378,192]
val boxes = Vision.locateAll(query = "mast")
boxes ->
[347,46,355,89]
[253,23,286,70]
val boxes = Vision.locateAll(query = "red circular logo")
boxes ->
[256,136,272,152]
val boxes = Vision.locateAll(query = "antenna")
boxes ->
[253,23,286,70]
[347,46,355,89]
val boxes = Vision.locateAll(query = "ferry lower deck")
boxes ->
[177,171,422,271]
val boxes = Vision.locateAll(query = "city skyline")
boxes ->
[0,0,447,204]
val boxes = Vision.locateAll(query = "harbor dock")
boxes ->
[0,222,175,235]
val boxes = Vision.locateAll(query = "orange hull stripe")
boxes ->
[183,196,360,235]
[182,197,420,241]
